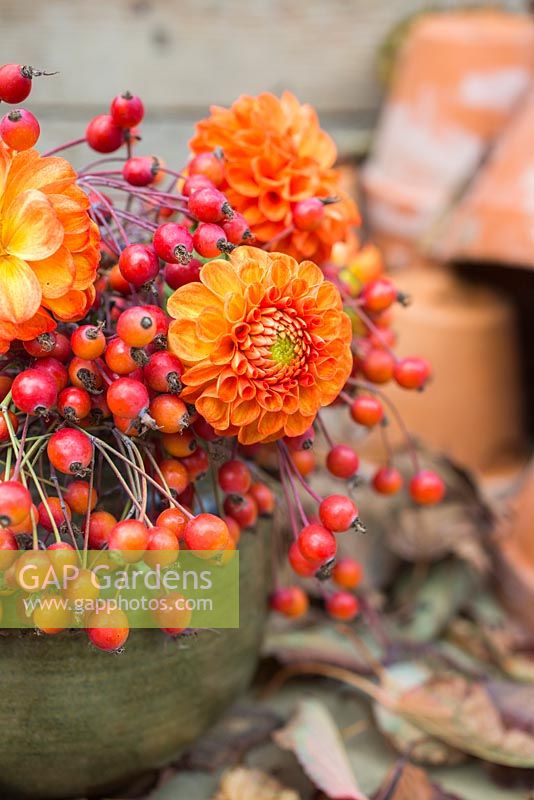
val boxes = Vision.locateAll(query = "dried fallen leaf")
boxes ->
[373,761,462,800]
[394,674,534,767]
[373,664,465,766]
[213,767,299,800]
[274,699,369,800]
[263,623,378,673]
[176,706,282,771]
[392,559,476,643]
[469,593,534,683]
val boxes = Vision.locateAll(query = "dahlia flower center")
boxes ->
[243,307,315,381]
[271,335,295,365]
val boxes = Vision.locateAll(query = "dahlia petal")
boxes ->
[3,151,75,211]
[71,244,99,290]
[231,245,270,270]
[251,156,287,189]
[242,205,266,227]
[182,362,222,387]
[0,141,11,198]
[297,384,321,417]
[200,260,242,298]
[0,255,42,323]
[210,334,237,365]
[258,191,290,223]
[48,194,91,234]
[237,378,256,400]
[225,164,260,197]
[216,369,238,403]
[300,128,337,169]
[13,307,56,341]
[313,309,344,338]
[269,253,296,289]
[168,319,214,362]
[196,394,231,430]
[282,172,318,202]
[282,391,300,414]
[4,189,64,261]
[224,292,247,323]
[238,260,266,286]
[257,410,284,437]
[196,309,229,342]
[256,387,284,412]
[42,288,91,322]
[167,283,221,321]
[30,245,76,299]
[283,412,316,438]
[230,398,260,426]
[291,230,319,259]
[315,281,343,311]
[256,93,287,132]
[315,357,338,380]
[298,260,324,288]
[237,417,264,446]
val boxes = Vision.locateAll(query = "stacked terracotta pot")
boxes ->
[357,9,534,482]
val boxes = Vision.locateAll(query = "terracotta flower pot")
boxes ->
[354,266,526,476]
[431,87,534,269]
[0,522,271,800]
[362,10,534,261]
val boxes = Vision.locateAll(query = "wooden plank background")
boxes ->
[0,0,528,166]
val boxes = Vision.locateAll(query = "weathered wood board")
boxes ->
[0,0,528,162]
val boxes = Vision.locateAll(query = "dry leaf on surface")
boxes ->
[394,674,534,767]
[213,767,299,800]
[373,761,462,800]
[263,623,376,673]
[274,698,369,800]
[374,664,465,766]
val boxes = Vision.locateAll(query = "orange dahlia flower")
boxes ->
[167,246,353,444]
[190,92,359,264]
[0,142,100,353]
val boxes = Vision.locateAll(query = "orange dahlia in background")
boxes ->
[190,92,359,264]
[0,142,100,353]
[167,246,353,444]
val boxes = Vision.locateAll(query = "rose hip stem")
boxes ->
[92,440,151,527]
[42,136,87,157]
[49,465,81,553]
[91,435,193,519]
[278,453,301,541]
[78,182,131,246]
[315,411,334,449]
[347,301,398,360]
[346,379,420,472]
[278,447,308,527]
[79,156,127,174]
[278,440,323,504]
[82,451,96,559]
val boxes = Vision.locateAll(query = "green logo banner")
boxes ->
[0,550,240,629]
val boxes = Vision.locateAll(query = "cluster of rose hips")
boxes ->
[0,81,445,647]
[266,272,444,622]
[0,316,280,650]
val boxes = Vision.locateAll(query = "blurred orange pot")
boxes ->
[362,11,534,250]
[432,88,534,269]
[356,266,526,477]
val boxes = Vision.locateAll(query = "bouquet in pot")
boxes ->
[0,65,444,650]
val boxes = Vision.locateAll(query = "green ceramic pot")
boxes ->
[0,523,270,799]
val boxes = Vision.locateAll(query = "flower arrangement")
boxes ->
[0,66,444,651]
